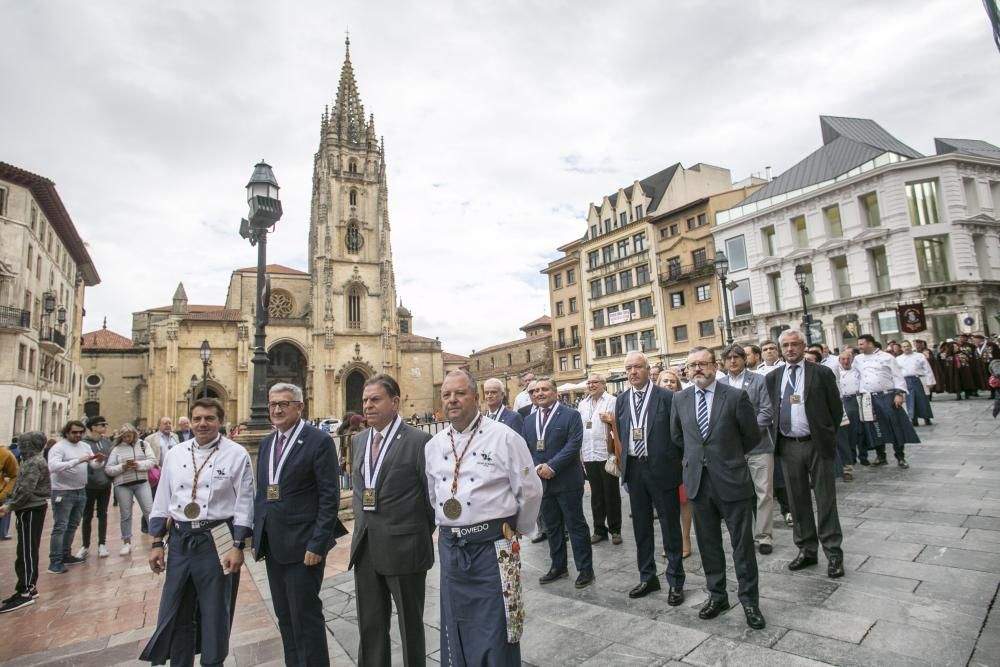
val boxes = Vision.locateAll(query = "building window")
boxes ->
[588,250,599,269]
[555,301,565,317]
[619,270,633,290]
[603,218,611,234]
[617,239,629,258]
[557,328,567,347]
[692,248,707,269]
[18,344,27,370]
[28,349,36,374]
[824,205,843,238]
[670,291,684,308]
[571,325,579,343]
[660,228,669,239]
[595,339,607,358]
[349,189,358,206]
[667,256,681,279]
[590,224,598,239]
[604,275,617,294]
[568,297,578,313]
[767,272,782,311]
[348,159,358,173]
[698,319,715,338]
[697,213,707,227]
[602,245,614,264]
[869,246,890,292]
[0,188,6,217]
[593,309,605,328]
[553,273,562,289]
[590,279,602,299]
[399,318,409,334]
[507,353,513,366]
[640,329,656,351]
[347,286,363,328]
[860,192,881,227]
[791,215,808,249]
[686,217,696,231]
[915,237,950,283]
[907,179,941,226]
[567,268,576,284]
[635,204,643,219]
[636,264,650,285]
[669,223,678,236]
[572,354,581,369]
[639,296,653,317]
[831,256,851,298]
[731,278,751,317]
[27,246,33,271]
[622,300,636,317]
[619,212,628,226]
[624,333,638,352]
[345,222,364,253]
[609,336,623,356]
[559,356,568,371]
[633,233,646,253]
[724,235,747,272]
[607,304,620,322]
[761,225,776,256]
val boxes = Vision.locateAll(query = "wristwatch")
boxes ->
[234,540,247,550]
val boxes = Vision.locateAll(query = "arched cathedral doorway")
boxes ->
[345,370,366,415]
[267,342,308,415]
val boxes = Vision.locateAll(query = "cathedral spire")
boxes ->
[332,35,367,144]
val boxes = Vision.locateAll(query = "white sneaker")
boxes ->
[74,547,89,559]
[119,543,131,557]
[98,544,109,558]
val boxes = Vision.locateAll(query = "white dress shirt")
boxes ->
[838,366,861,397]
[853,350,907,394]
[577,391,616,462]
[756,360,785,376]
[149,436,255,532]
[726,370,749,391]
[896,352,936,386]
[821,355,842,378]
[424,416,543,536]
[512,389,532,411]
[779,363,810,437]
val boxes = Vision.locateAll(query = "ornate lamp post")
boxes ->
[199,340,211,398]
[239,161,283,429]
[190,374,199,407]
[794,264,813,345]
[713,251,735,345]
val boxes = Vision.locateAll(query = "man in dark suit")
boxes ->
[766,330,845,579]
[615,351,685,603]
[483,377,524,433]
[252,383,343,667]
[524,377,594,588]
[671,347,765,630]
[349,374,434,666]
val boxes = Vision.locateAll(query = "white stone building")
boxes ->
[712,116,1000,348]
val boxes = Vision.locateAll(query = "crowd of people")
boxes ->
[0,329,996,666]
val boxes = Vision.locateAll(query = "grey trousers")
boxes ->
[746,452,774,545]
[778,438,843,561]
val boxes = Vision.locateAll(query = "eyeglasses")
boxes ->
[685,362,715,369]
[267,401,301,410]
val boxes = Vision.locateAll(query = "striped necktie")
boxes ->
[633,390,647,457]
[697,390,709,438]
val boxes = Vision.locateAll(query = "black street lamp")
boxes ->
[713,251,735,345]
[239,161,283,429]
[716,316,725,346]
[794,264,813,345]
[190,374,199,406]
[199,340,211,398]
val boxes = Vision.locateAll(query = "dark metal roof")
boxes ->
[741,116,923,206]
[605,164,680,213]
[934,138,1000,161]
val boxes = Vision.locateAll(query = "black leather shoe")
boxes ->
[788,551,818,571]
[575,571,595,589]
[698,598,731,619]
[744,605,766,629]
[858,459,870,466]
[538,568,568,584]
[874,458,888,467]
[828,558,845,579]
[590,533,607,544]
[758,543,773,555]
[667,587,684,606]
[897,459,910,469]
[628,578,660,598]
[925,419,933,425]
[531,532,548,544]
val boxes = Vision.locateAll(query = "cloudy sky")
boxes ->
[4,1,999,354]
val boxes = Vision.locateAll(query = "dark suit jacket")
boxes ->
[615,384,682,489]
[522,403,584,496]
[492,407,524,434]
[670,383,760,502]
[252,422,344,564]
[765,360,843,459]
[517,404,533,419]
[348,421,435,575]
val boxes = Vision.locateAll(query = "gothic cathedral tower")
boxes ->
[308,38,400,416]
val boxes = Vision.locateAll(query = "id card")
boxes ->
[631,427,644,441]
[585,421,592,429]
[266,484,280,501]
[362,488,377,511]
[536,439,545,451]
[790,394,802,405]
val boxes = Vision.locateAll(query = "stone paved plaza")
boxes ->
[3,395,999,666]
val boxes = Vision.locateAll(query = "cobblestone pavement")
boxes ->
[3,395,999,666]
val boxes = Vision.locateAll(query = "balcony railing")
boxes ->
[658,261,716,285]
[0,306,31,329]
[40,327,67,350]
[587,250,649,276]
[556,337,581,350]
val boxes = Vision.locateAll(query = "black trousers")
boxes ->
[541,489,593,574]
[625,457,684,588]
[689,470,758,607]
[81,486,111,548]
[353,538,427,667]
[584,461,622,536]
[264,551,329,666]
[14,506,46,593]
[778,438,843,561]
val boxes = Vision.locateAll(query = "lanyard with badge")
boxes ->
[787,366,802,404]
[361,416,403,512]
[534,404,558,451]
[628,382,653,442]
[184,435,221,519]
[443,414,483,520]
[266,420,305,502]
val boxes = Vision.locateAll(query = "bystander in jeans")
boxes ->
[104,423,156,556]
[77,416,114,559]
[0,431,51,613]
[46,420,101,573]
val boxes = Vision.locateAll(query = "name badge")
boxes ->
[790,394,802,404]
[585,421,592,429]
[362,488,377,511]
[536,439,545,451]
[632,427,644,441]
[266,484,280,501]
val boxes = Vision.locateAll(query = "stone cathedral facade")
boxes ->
[82,41,451,428]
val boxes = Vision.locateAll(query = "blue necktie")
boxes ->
[697,390,709,438]
[633,391,647,457]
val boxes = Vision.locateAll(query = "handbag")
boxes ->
[604,416,622,477]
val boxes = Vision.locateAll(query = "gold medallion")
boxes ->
[443,497,463,520]
[266,484,280,501]
[535,439,545,451]
[362,488,377,509]
[790,394,802,405]
[631,427,644,440]
[183,502,201,520]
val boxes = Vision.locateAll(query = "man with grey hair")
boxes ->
[483,377,524,433]
[144,417,178,467]
[578,372,621,545]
